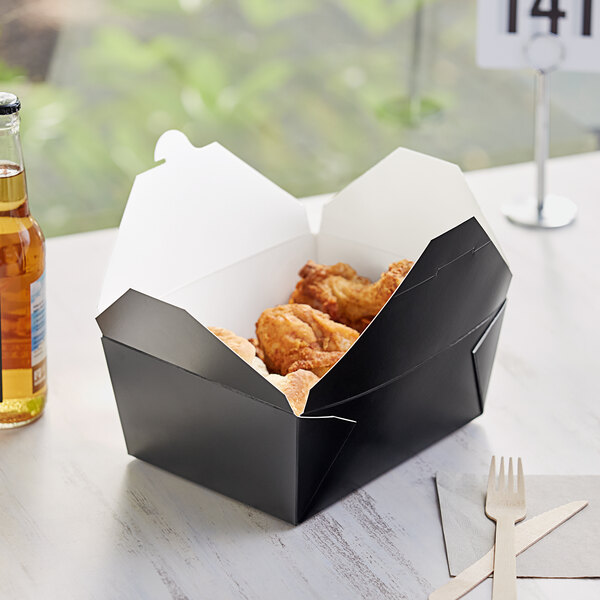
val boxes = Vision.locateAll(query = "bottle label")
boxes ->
[0,293,2,402]
[30,272,46,393]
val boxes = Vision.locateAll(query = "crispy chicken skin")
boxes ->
[209,326,270,376]
[289,259,413,332]
[248,337,265,362]
[255,304,359,377]
[208,326,256,363]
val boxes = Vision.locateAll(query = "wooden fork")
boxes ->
[485,457,526,600]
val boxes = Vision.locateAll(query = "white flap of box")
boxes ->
[318,148,502,279]
[99,134,505,340]
[99,131,310,312]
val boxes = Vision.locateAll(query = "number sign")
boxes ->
[477,0,600,72]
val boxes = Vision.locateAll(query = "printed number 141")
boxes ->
[508,0,592,36]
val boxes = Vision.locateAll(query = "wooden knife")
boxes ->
[429,500,588,600]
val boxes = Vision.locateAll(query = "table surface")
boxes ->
[2,153,599,600]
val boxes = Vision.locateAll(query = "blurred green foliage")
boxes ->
[0,59,23,81]
[238,0,318,27]
[338,0,419,33]
[0,0,595,237]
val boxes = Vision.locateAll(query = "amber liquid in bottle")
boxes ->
[0,163,46,427]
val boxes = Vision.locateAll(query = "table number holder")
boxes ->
[477,0,600,228]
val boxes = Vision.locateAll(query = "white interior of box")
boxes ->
[99,130,500,343]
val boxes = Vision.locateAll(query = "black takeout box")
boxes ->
[97,131,511,524]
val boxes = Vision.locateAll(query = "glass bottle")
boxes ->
[0,92,46,427]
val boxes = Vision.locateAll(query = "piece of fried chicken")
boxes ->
[255,304,359,377]
[289,259,413,332]
[208,326,269,376]
[208,326,256,363]
[209,325,317,414]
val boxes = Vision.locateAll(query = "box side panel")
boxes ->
[306,223,511,413]
[302,325,484,521]
[97,290,291,412]
[102,337,298,523]
[399,217,504,291]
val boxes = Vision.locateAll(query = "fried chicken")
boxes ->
[209,324,317,414]
[248,337,265,362]
[209,326,256,363]
[250,355,270,377]
[267,370,319,416]
[289,259,413,332]
[255,304,359,377]
[208,326,270,377]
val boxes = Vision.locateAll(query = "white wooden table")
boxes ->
[1,153,599,599]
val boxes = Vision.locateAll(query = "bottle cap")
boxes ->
[0,92,21,115]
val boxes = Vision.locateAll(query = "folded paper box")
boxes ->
[97,130,511,524]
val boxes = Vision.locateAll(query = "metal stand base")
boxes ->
[504,69,578,230]
[502,195,577,228]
